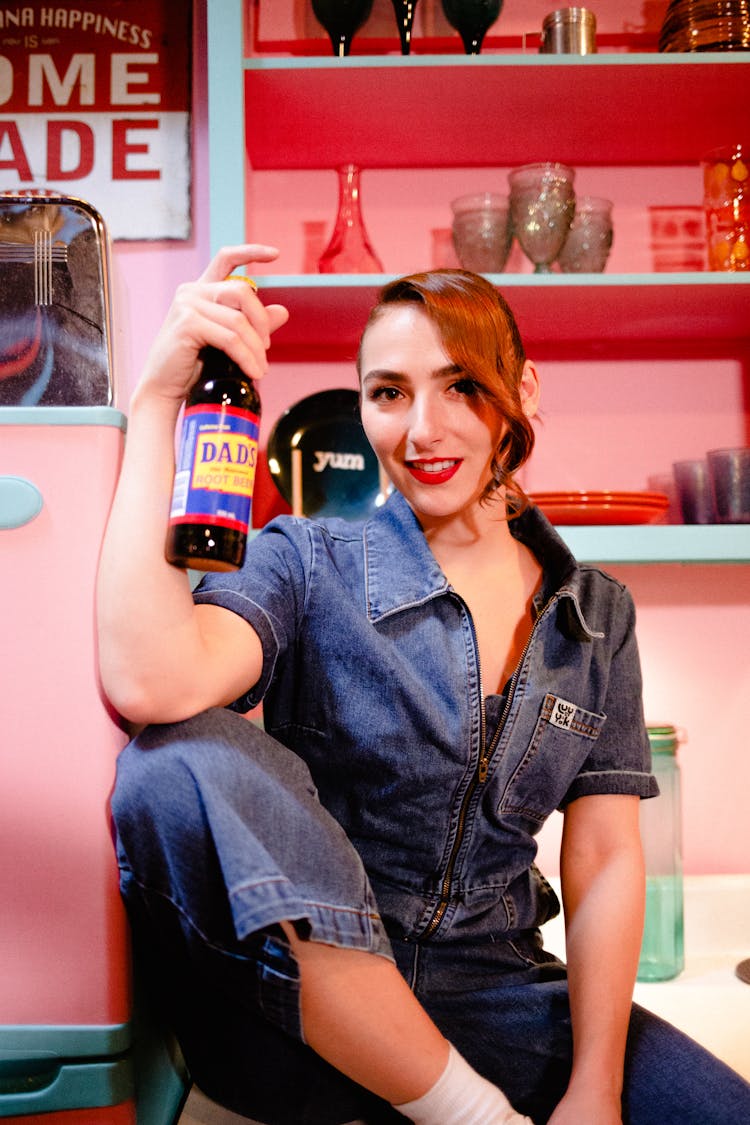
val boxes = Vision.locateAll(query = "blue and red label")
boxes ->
[170,403,260,532]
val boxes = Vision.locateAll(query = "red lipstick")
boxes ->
[406,458,461,485]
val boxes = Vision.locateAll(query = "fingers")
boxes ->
[141,247,290,400]
[177,260,289,379]
[198,243,281,284]
[266,303,291,334]
[184,292,274,380]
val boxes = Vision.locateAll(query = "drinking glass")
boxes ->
[440,0,503,54]
[311,0,374,56]
[556,196,613,273]
[391,1,419,54]
[672,459,716,524]
[707,447,750,523]
[508,162,576,273]
[451,193,512,273]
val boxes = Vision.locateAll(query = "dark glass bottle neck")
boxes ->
[199,345,239,378]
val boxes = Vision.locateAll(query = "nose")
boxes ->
[407,391,446,451]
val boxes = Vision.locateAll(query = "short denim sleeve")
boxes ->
[192,517,309,712]
[559,583,658,807]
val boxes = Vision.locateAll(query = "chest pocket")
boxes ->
[498,692,606,824]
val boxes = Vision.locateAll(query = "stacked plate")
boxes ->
[659,0,750,51]
[530,490,670,525]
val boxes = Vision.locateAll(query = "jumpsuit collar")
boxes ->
[362,491,601,641]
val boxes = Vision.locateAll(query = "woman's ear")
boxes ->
[519,359,541,419]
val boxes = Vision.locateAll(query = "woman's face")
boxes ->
[359,303,506,530]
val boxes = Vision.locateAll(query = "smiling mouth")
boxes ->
[405,458,462,485]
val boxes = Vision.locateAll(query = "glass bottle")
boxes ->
[318,164,383,274]
[637,725,685,982]
[166,346,261,572]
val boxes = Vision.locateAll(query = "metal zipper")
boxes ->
[416,596,549,941]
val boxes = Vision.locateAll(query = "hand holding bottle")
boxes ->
[135,244,289,408]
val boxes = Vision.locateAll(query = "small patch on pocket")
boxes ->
[498,694,607,823]
[541,693,604,738]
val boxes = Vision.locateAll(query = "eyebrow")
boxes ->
[361,363,463,387]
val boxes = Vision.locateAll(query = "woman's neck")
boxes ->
[419,496,517,565]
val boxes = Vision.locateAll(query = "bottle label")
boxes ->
[170,404,260,532]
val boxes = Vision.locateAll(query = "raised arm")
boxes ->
[96,245,289,726]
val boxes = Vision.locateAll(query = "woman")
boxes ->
[98,246,750,1125]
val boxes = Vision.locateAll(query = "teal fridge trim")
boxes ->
[0,1057,132,1117]
[0,1020,189,1122]
[0,406,127,429]
[130,1021,190,1125]
[0,1025,131,1058]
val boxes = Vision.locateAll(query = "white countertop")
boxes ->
[541,874,750,1081]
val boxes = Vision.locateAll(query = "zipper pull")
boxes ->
[478,757,489,783]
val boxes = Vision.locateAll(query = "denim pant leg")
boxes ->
[111,707,400,1125]
[395,937,750,1125]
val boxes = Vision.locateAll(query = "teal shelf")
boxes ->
[244,53,750,69]
[204,523,750,566]
[557,524,750,565]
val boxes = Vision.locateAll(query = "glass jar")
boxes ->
[702,142,749,272]
[637,725,685,982]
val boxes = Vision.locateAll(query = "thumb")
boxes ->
[266,303,290,335]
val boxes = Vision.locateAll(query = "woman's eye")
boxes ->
[452,377,479,396]
[369,385,402,402]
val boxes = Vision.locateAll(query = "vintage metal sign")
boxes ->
[0,2,192,239]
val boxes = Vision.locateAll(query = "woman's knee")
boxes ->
[113,708,271,815]
[623,1003,750,1122]
[112,708,262,861]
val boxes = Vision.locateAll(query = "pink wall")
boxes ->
[108,1,210,409]
[110,1,749,877]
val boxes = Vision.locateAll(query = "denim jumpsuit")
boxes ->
[112,493,750,1124]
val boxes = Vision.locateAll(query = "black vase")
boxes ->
[390,0,420,55]
[311,0,375,56]
[441,0,502,54]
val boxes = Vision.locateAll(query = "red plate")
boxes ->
[530,490,670,525]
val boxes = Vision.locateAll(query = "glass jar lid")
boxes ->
[647,724,682,755]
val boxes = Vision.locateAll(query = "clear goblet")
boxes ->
[508,162,576,273]
[556,196,613,273]
[311,0,374,57]
[441,0,503,55]
[451,193,512,273]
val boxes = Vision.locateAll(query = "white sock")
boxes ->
[393,1043,533,1124]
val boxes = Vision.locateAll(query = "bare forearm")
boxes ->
[96,389,207,719]
[563,848,644,1095]
[554,795,645,1125]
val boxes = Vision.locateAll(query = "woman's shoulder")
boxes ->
[257,511,368,546]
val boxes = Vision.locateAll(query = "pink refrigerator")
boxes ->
[0,406,187,1123]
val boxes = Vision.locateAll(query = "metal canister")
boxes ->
[540,8,597,54]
